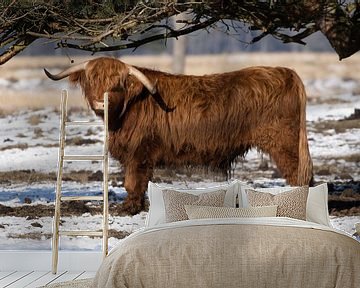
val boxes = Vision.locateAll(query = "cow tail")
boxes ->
[297,79,313,186]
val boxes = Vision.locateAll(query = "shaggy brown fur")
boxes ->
[47,57,313,214]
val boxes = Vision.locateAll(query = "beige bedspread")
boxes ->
[92,218,360,288]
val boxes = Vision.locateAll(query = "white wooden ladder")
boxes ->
[52,90,109,274]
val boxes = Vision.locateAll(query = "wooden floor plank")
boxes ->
[0,271,16,281]
[48,271,84,284]
[0,271,32,288]
[0,271,96,287]
[8,271,49,288]
[75,271,96,280]
[24,271,67,288]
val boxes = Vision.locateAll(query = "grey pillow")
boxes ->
[246,186,309,220]
[162,189,226,223]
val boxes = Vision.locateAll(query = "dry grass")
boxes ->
[27,114,43,125]
[313,119,360,134]
[1,52,360,79]
[1,52,360,112]
[0,143,29,151]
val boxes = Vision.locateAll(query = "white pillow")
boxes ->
[238,181,330,227]
[185,205,278,219]
[146,180,239,227]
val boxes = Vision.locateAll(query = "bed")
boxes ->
[92,181,360,288]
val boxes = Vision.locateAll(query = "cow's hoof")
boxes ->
[122,198,144,215]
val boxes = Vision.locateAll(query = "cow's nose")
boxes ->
[93,100,105,111]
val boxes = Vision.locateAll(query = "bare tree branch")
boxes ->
[62,17,218,52]
[0,35,36,64]
[0,1,360,64]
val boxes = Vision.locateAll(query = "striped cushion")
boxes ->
[185,205,278,219]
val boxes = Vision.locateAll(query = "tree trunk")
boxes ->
[172,14,187,74]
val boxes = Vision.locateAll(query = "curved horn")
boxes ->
[127,65,157,94]
[44,61,88,81]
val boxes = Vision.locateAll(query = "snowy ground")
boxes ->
[0,214,358,251]
[0,213,147,251]
[0,55,359,251]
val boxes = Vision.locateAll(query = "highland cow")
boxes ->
[45,57,313,214]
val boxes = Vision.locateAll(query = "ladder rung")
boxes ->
[59,230,103,237]
[61,196,103,201]
[66,120,103,126]
[63,155,104,161]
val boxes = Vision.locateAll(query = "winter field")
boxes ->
[0,52,359,251]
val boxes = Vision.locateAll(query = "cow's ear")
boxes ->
[69,71,85,88]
